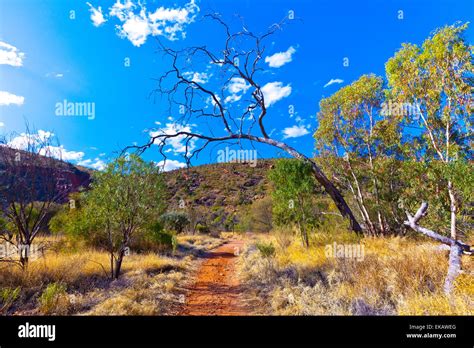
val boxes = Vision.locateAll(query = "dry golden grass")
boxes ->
[238,231,474,315]
[0,235,206,315]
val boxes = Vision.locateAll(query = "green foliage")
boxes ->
[161,161,273,231]
[0,286,20,313]
[247,197,273,232]
[224,213,237,232]
[268,158,322,246]
[315,74,405,235]
[269,159,318,225]
[255,241,276,258]
[314,22,473,238]
[160,211,190,233]
[49,192,97,245]
[195,223,210,234]
[146,222,177,252]
[386,22,472,160]
[52,155,167,278]
[38,282,67,314]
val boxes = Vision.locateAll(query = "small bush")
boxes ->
[160,211,190,233]
[195,223,210,234]
[38,282,69,315]
[272,228,293,250]
[256,241,276,258]
[146,223,177,252]
[0,287,20,314]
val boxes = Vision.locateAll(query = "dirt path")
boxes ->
[180,239,250,315]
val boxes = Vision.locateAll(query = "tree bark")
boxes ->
[19,241,30,270]
[252,136,363,234]
[308,162,363,234]
[404,202,472,295]
[444,244,462,295]
[113,251,124,280]
[447,181,457,240]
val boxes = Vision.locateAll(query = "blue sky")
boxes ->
[0,0,472,170]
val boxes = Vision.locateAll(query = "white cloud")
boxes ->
[42,146,85,161]
[324,78,344,88]
[261,82,292,107]
[183,71,210,84]
[150,122,195,155]
[282,125,310,139]
[265,46,296,68]
[86,2,107,27]
[103,0,199,47]
[78,158,106,170]
[0,122,4,127]
[7,130,85,161]
[224,94,242,104]
[227,78,250,94]
[156,159,186,171]
[224,77,250,103]
[5,130,109,170]
[116,7,151,47]
[0,91,24,106]
[0,41,25,67]
[7,130,53,149]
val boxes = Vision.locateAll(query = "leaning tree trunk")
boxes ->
[404,202,472,295]
[244,136,364,234]
[260,136,363,234]
[308,161,363,234]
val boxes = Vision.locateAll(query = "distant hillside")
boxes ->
[0,146,92,204]
[163,160,275,231]
[0,146,276,230]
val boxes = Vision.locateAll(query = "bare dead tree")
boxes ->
[404,202,472,295]
[0,127,72,269]
[126,13,363,234]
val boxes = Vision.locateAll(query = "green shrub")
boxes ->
[146,222,177,252]
[256,241,276,258]
[38,282,69,314]
[195,223,210,234]
[160,211,190,233]
[0,287,20,314]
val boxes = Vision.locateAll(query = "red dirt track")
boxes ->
[180,239,250,315]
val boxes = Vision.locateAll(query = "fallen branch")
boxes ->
[404,202,472,295]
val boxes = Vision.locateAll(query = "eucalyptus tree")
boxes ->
[385,23,473,294]
[315,75,403,235]
[386,22,473,240]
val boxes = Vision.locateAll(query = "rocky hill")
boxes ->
[0,145,275,230]
[162,160,274,231]
[0,146,92,204]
